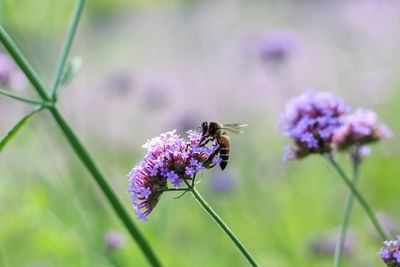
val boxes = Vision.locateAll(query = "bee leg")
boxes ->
[187,136,211,147]
[199,134,209,146]
[206,146,221,165]
[199,136,214,147]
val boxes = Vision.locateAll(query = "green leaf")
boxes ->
[0,106,44,152]
[0,88,46,105]
[60,56,82,86]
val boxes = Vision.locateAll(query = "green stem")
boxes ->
[50,0,85,100]
[0,105,44,152]
[0,24,50,102]
[325,153,390,241]
[333,156,359,267]
[48,106,161,266]
[0,88,47,105]
[0,18,162,267]
[184,180,258,267]
[165,188,189,191]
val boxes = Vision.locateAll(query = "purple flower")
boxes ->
[210,170,236,193]
[160,167,169,177]
[378,236,400,266]
[368,212,399,240]
[104,231,125,249]
[196,164,206,173]
[150,168,158,176]
[142,84,168,110]
[332,108,392,150]
[279,90,351,160]
[358,145,371,157]
[127,129,218,222]
[185,166,195,176]
[212,157,223,164]
[107,71,133,95]
[310,229,356,256]
[300,132,319,148]
[0,52,27,90]
[256,30,299,63]
[167,170,182,187]
[190,158,199,166]
[282,143,293,162]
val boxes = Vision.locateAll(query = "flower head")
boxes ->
[256,30,298,63]
[209,170,236,194]
[369,212,399,240]
[310,229,356,256]
[104,231,125,249]
[127,129,220,222]
[278,90,351,160]
[332,108,392,150]
[378,236,400,266]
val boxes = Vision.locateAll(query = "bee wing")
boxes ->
[221,128,243,134]
[222,123,248,129]
[221,123,247,134]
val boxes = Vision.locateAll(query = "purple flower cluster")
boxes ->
[256,30,298,63]
[279,90,391,160]
[104,231,125,249]
[332,108,393,150]
[310,229,356,256]
[127,130,219,222]
[378,236,400,266]
[279,90,350,160]
[0,52,26,90]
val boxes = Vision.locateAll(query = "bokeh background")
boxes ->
[1,0,400,266]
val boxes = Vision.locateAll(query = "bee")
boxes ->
[199,122,247,170]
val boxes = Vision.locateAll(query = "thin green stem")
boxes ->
[48,106,161,266]
[165,188,189,191]
[0,88,47,105]
[0,105,44,152]
[191,173,197,187]
[333,156,360,267]
[325,153,390,241]
[183,180,258,267]
[50,0,85,100]
[0,24,50,101]
[0,19,162,267]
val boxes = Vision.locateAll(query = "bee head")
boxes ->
[201,121,209,135]
[208,122,219,135]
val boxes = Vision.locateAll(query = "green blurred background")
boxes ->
[1,0,400,266]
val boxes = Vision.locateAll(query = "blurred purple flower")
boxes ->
[107,71,134,95]
[173,114,201,135]
[210,170,236,193]
[127,130,220,222]
[278,90,351,160]
[332,108,392,150]
[105,231,125,249]
[256,30,299,63]
[310,229,356,256]
[142,84,168,110]
[358,145,371,157]
[369,212,399,240]
[378,235,400,266]
[0,53,13,83]
[0,52,27,90]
